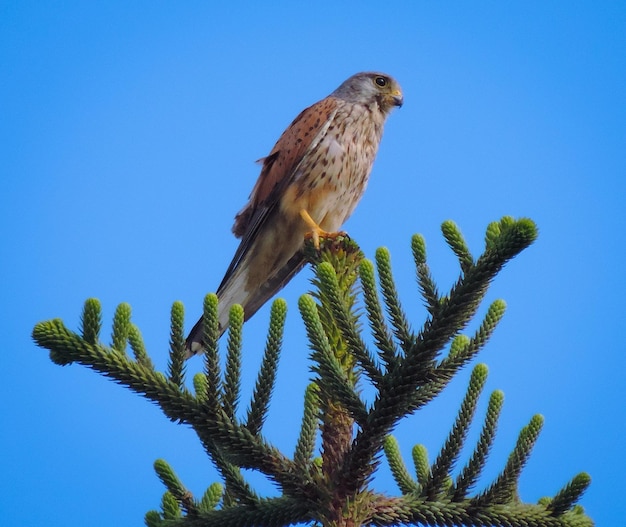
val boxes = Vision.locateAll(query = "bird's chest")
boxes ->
[285,113,382,229]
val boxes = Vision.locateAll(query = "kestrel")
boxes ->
[185,72,403,356]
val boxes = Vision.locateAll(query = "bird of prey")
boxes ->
[185,71,403,356]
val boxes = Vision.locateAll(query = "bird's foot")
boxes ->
[304,228,347,250]
[300,209,346,249]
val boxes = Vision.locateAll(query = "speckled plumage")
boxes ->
[186,72,402,356]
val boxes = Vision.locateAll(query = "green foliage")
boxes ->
[129,323,153,369]
[384,435,421,495]
[154,459,189,503]
[80,297,101,345]
[32,217,593,527]
[111,302,132,355]
[245,299,286,435]
[548,473,593,516]
[453,389,504,500]
[293,383,320,468]
[169,301,186,388]
[223,304,244,420]
[199,483,224,512]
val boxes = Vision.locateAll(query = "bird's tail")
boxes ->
[184,315,224,358]
[184,251,305,358]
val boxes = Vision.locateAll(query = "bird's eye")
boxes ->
[375,76,387,87]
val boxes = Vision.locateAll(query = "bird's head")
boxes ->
[332,72,403,114]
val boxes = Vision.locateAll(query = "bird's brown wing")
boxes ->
[185,97,339,355]
[234,96,339,235]
[217,97,339,292]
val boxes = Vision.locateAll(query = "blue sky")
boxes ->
[1,2,624,525]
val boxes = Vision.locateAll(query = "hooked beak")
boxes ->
[391,89,403,108]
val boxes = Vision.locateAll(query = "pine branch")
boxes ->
[411,234,440,316]
[442,219,474,273]
[128,323,153,369]
[193,372,208,403]
[151,497,314,527]
[369,495,594,527]
[160,491,182,520]
[33,217,593,527]
[245,299,286,435]
[111,302,131,354]
[422,363,488,499]
[548,473,592,516]
[34,316,200,419]
[80,297,101,345]
[223,305,244,421]
[168,301,187,388]
[154,459,196,515]
[383,435,421,495]
[198,482,224,512]
[32,302,308,498]
[202,294,222,411]
[299,294,368,424]
[412,444,431,487]
[294,383,320,468]
[375,247,414,351]
[210,449,259,506]
[404,300,506,415]
[360,258,398,369]
[453,389,504,500]
[340,219,537,495]
[315,260,384,386]
[474,414,544,505]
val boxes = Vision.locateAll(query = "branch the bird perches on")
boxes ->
[33,217,592,527]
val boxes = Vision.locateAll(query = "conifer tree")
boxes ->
[33,217,593,527]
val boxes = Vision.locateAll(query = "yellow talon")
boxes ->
[300,209,326,249]
[300,209,346,250]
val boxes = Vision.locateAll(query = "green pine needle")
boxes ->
[111,302,131,354]
[203,293,221,409]
[154,459,188,499]
[424,364,488,498]
[314,261,356,368]
[448,300,506,367]
[223,304,244,420]
[411,235,440,315]
[128,323,154,369]
[410,234,427,266]
[299,294,368,424]
[359,258,397,369]
[412,444,431,486]
[32,318,89,366]
[548,473,592,516]
[316,260,382,383]
[168,301,186,388]
[453,389,504,500]
[246,299,286,435]
[299,293,334,364]
[294,383,320,468]
[193,372,208,403]
[199,482,224,512]
[160,491,181,520]
[485,216,538,257]
[441,220,474,273]
[144,510,162,527]
[80,298,102,345]
[475,414,544,505]
[375,247,414,351]
[216,457,260,506]
[384,435,420,495]
[448,334,471,361]
[485,220,503,251]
